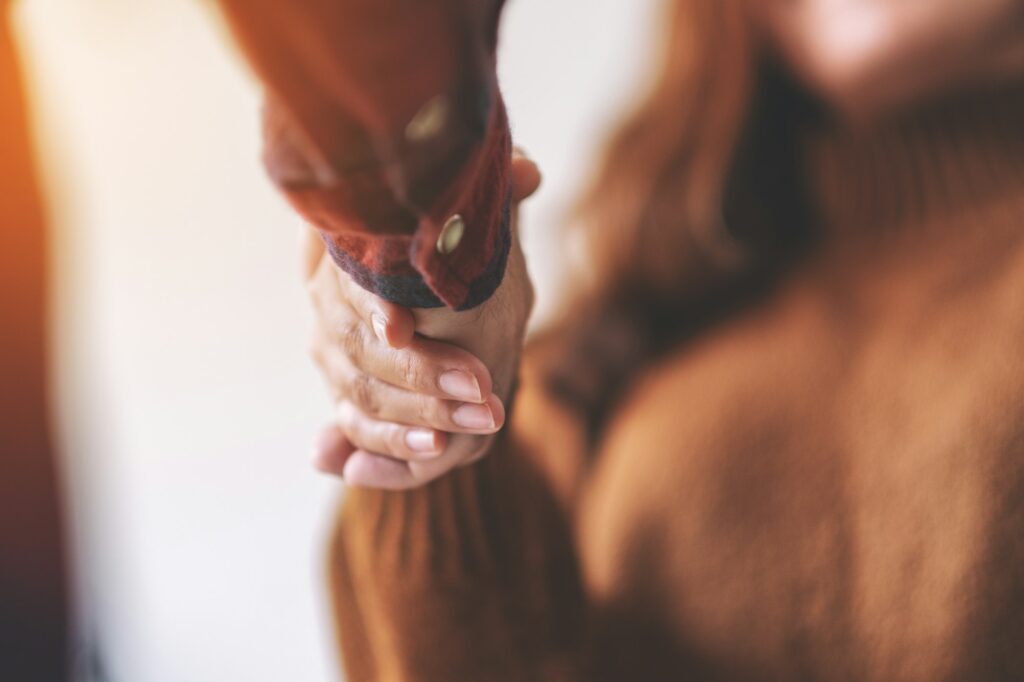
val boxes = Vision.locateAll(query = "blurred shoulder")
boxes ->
[508,327,592,508]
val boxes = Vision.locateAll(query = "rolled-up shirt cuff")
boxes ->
[322,187,511,310]
[275,93,513,310]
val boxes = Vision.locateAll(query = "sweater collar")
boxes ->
[806,77,1024,247]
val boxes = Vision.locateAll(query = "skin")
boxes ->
[308,0,1024,490]
[306,150,539,489]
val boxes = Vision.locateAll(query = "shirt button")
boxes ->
[405,95,449,142]
[436,214,465,254]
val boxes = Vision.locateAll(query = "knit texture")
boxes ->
[326,80,1024,680]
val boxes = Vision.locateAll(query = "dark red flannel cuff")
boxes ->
[268,90,513,310]
[224,0,512,308]
[406,96,512,309]
[322,189,511,309]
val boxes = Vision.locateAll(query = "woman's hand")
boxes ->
[305,151,541,490]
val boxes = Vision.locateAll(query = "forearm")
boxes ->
[217,0,513,310]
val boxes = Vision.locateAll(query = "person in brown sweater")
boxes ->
[301,0,1024,680]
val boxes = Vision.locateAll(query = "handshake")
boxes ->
[305,151,541,490]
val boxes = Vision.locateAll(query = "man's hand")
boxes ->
[305,151,541,489]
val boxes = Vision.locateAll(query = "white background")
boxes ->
[14,0,660,679]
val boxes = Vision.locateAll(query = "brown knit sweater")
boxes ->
[326,81,1024,681]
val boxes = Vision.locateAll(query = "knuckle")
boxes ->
[322,353,353,402]
[387,424,409,455]
[339,320,365,365]
[416,396,448,429]
[395,352,427,390]
[334,401,357,433]
[348,372,381,417]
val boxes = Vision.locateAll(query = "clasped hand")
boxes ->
[305,152,541,490]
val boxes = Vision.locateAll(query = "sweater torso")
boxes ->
[563,82,1024,681]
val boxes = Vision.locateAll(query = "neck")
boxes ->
[808,78,1024,248]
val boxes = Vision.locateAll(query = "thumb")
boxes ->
[334,267,416,349]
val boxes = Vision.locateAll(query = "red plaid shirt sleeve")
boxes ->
[219,0,511,309]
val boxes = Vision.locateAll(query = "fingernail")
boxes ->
[371,314,388,344]
[438,370,482,402]
[405,428,440,455]
[451,403,495,430]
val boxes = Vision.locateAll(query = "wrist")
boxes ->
[413,234,532,401]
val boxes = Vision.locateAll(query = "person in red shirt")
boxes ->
[219,0,515,311]
[217,0,536,486]
[6,0,1024,678]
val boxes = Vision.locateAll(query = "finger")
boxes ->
[376,335,493,402]
[510,149,542,202]
[409,432,496,480]
[336,402,448,461]
[318,323,493,403]
[341,450,417,489]
[333,267,416,350]
[318,336,503,432]
[330,363,506,434]
[306,244,415,350]
[309,315,356,402]
[311,424,356,477]
[342,432,498,490]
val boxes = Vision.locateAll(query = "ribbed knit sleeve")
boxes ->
[326,427,585,681]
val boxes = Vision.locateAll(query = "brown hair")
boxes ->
[549,0,819,443]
